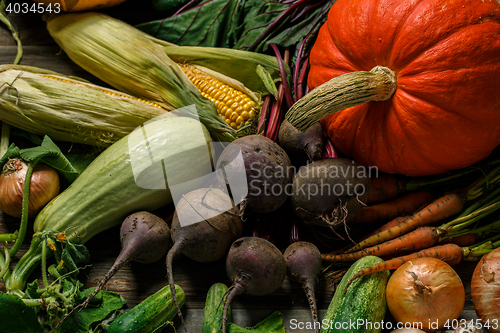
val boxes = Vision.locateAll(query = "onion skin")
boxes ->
[386,257,465,332]
[0,158,60,218]
[471,248,500,333]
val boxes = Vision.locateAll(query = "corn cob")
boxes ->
[0,65,174,147]
[45,12,287,141]
[179,64,258,130]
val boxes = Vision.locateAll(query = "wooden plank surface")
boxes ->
[0,3,488,332]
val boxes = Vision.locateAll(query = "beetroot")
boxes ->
[216,135,293,214]
[291,158,372,234]
[284,241,322,333]
[278,119,324,164]
[222,237,287,333]
[166,188,243,330]
[65,211,170,317]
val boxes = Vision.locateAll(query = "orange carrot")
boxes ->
[322,226,446,262]
[439,232,478,247]
[343,243,463,294]
[355,191,434,224]
[344,192,466,254]
[367,174,405,204]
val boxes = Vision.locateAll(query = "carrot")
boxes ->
[343,243,463,294]
[439,232,478,247]
[367,174,404,204]
[344,192,466,254]
[322,226,446,262]
[355,191,434,224]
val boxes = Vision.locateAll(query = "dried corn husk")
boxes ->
[45,12,236,141]
[0,65,174,147]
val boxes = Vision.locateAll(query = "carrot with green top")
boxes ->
[322,226,446,262]
[345,192,466,254]
[343,243,463,294]
[343,231,500,294]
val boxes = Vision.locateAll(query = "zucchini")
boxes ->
[5,116,213,293]
[33,116,213,244]
[107,284,185,333]
[320,256,390,333]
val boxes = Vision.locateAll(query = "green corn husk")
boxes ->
[44,12,287,141]
[0,64,174,147]
[45,12,231,141]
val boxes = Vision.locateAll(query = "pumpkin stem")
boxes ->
[285,66,397,132]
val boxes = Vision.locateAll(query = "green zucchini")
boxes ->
[107,284,185,333]
[33,116,213,244]
[6,116,213,293]
[320,256,390,333]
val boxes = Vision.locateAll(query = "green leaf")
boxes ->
[0,292,45,333]
[233,0,291,52]
[0,136,83,183]
[136,0,245,48]
[256,65,279,99]
[56,288,126,333]
[228,311,286,333]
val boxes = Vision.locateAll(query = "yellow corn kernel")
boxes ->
[178,64,258,130]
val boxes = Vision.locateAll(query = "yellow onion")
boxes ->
[471,247,500,333]
[386,257,465,332]
[0,158,60,218]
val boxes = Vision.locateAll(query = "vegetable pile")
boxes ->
[1,0,500,332]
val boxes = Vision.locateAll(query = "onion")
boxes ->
[0,158,60,218]
[471,247,500,333]
[386,257,465,332]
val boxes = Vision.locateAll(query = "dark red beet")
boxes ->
[291,158,372,236]
[166,188,243,331]
[284,241,322,333]
[222,237,287,333]
[61,211,170,323]
[278,119,325,164]
[216,135,293,214]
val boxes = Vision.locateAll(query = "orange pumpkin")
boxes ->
[288,0,500,176]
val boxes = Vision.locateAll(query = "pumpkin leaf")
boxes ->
[56,288,125,333]
[0,292,45,333]
[0,136,82,183]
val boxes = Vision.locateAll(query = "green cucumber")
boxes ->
[320,256,390,333]
[107,284,185,333]
[202,283,231,333]
[33,116,213,244]
[202,283,286,333]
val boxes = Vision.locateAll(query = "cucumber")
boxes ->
[33,116,213,244]
[107,284,185,333]
[320,256,390,333]
[202,283,286,333]
[202,283,231,333]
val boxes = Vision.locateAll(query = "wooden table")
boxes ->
[0,2,486,332]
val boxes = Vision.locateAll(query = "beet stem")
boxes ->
[166,241,187,332]
[222,280,247,333]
